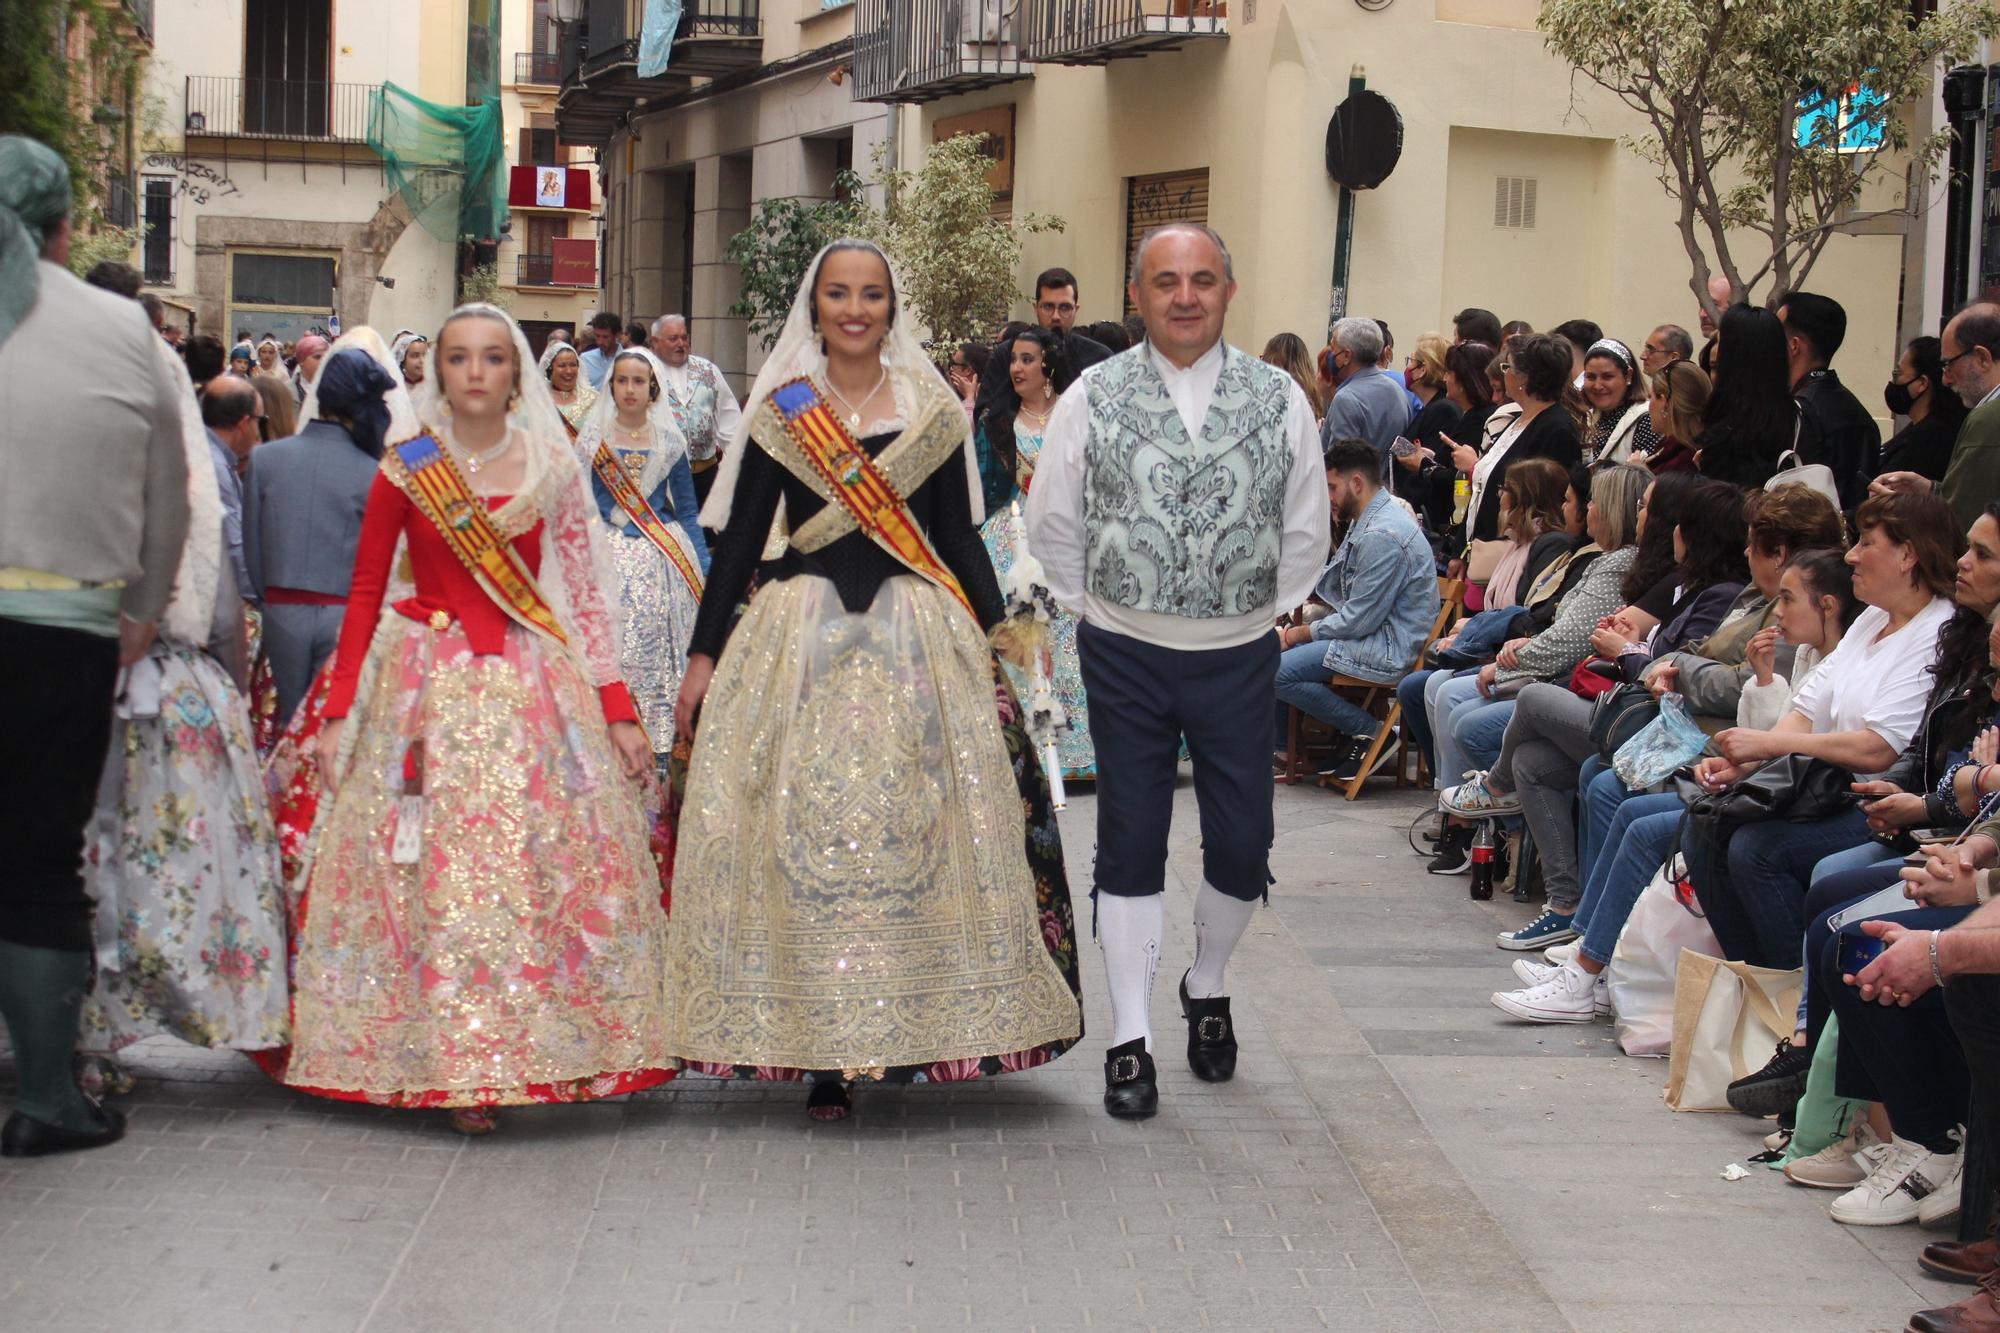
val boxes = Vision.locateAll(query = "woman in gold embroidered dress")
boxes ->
[671,240,1083,1121]
[541,340,597,430]
[274,304,674,1135]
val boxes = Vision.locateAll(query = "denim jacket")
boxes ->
[1310,490,1439,682]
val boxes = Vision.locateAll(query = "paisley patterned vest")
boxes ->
[1082,343,1294,619]
[666,356,724,461]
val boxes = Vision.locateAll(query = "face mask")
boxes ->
[1403,367,1417,390]
[1883,377,1918,416]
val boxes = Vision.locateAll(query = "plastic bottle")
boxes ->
[1452,473,1470,526]
[1468,820,1495,901]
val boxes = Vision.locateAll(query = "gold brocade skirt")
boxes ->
[666,575,1082,1073]
[284,617,673,1106]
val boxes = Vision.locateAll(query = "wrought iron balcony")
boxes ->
[1024,0,1223,65]
[515,50,563,85]
[555,0,762,144]
[517,252,597,286]
[851,0,1031,104]
[183,76,376,143]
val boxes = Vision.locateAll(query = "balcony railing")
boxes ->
[184,76,376,143]
[517,253,595,286]
[557,0,762,143]
[1024,0,1224,64]
[515,50,563,84]
[852,0,1031,103]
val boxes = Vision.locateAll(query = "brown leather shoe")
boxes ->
[1924,1238,2000,1286]
[1909,1271,2000,1332]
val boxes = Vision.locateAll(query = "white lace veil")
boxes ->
[297,325,421,443]
[157,336,223,648]
[573,346,691,504]
[700,237,983,533]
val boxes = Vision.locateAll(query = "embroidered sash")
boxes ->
[768,378,973,617]
[590,443,705,599]
[384,435,568,645]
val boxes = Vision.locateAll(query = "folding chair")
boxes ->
[1278,577,1462,800]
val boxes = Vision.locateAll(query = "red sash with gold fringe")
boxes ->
[768,378,972,617]
[590,443,706,600]
[385,435,568,645]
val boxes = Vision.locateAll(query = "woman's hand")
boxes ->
[1852,778,1925,833]
[1646,661,1679,701]
[1714,727,1777,765]
[1445,558,1466,581]
[675,654,716,740]
[1450,441,1479,473]
[608,721,650,781]
[318,718,345,796]
[1476,662,1499,698]
[1588,623,1629,658]
[1695,755,1749,790]
[1744,626,1779,687]
[1900,847,1981,909]
[1973,725,1999,768]
[1433,633,1457,654]
[1495,637,1529,670]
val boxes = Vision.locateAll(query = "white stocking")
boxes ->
[1185,882,1254,1000]
[1097,893,1164,1050]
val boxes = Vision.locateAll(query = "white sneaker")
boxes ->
[1828,1136,1964,1226]
[1784,1120,1887,1190]
[1491,962,1597,1024]
[1509,960,1611,1016]
[1439,770,1523,818]
[1543,942,1580,966]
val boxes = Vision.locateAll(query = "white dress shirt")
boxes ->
[1024,339,1330,651]
[662,357,744,455]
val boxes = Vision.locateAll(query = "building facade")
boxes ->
[564,0,1944,402]
[140,0,467,346]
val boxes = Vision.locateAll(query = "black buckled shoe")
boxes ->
[1180,972,1238,1082]
[1,1104,126,1158]
[1102,1038,1158,1119]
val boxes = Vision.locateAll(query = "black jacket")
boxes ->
[1794,368,1881,511]
[1063,331,1112,372]
[1469,407,1582,543]
[1878,409,1966,483]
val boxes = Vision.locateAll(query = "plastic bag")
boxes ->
[1612,691,1708,790]
[1604,858,1721,1057]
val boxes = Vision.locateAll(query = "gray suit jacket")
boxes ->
[243,419,379,599]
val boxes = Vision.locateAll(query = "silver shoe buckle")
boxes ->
[1197,1016,1229,1044]
[1109,1053,1143,1083]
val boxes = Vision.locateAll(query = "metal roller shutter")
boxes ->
[1122,168,1210,314]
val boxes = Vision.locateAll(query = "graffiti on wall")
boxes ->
[142,154,242,206]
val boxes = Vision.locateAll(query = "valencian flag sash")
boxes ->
[591,443,706,600]
[769,378,973,617]
[385,435,568,645]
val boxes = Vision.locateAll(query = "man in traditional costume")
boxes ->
[1025,223,1329,1118]
[650,313,743,508]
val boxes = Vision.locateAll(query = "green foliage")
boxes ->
[725,184,865,351]
[0,0,146,218]
[1539,0,1998,314]
[66,223,141,277]
[459,263,512,311]
[725,134,1064,352]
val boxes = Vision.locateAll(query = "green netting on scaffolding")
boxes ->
[367,82,505,243]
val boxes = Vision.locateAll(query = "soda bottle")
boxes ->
[1452,473,1470,525]
[1468,820,1495,901]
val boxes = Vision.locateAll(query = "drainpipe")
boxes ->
[1327,64,1364,337]
[1942,64,1985,313]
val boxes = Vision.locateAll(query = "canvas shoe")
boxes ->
[1726,1038,1813,1119]
[1323,731,1398,784]
[1508,959,1611,1015]
[1784,1120,1887,1190]
[1543,942,1581,966]
[1427,825,1474,876]
[1439,770,1522,818]
[1491,962,1597,1024]
[1497,909,1578,951]
[1829,1135,1964,1227]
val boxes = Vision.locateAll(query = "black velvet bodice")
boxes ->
[687,428,1007,660]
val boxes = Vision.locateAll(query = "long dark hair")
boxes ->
[1701,304,1794,472]
[1929,498,2000,691]
[1675,480,1752,591]
[1907,335,1970,430]
[972,320,1033,423]
[1620,469,1700,603]
[1445,341,1496,415]
[980,326,1076,480]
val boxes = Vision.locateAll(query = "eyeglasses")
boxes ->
[1941,347,1982,372]
[1035,301,1077,316]
[1642,343,1668,358]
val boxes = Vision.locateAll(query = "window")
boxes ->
[227,249,337,344]
[1122,168,1210,315]
[244,0,330,137]
[526,215,569,252]
[1492,175,1538,229]
[142,177,175,284]
[518,115,559,166]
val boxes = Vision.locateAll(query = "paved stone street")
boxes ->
[0,777,1967,1331]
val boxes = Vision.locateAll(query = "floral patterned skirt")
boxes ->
[981,505,1096,780]
[670,575,1082,1084]
[264,616,675,1109]
[80,640,289,1053]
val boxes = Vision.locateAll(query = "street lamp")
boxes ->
[552,0,583,21]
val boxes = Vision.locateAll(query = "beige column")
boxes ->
[691,152,752,390]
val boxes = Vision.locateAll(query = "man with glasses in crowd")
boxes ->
[1641,324,1692,374]
[1034,267,1112,371]
[1874,301,2000,531]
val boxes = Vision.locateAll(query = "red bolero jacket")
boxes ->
[322,472,638,725]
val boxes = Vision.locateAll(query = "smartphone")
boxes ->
[1390,434,1419,458]
[1838,931,1887,976]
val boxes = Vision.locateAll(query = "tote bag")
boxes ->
[1603,859,1721,1057]
[1664,950,1801,1111]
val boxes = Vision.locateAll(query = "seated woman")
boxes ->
[1876,335,1969,485]
[1637,359,1708,475]
[1685,493,1964,970]
[1494,548,1860,1022]
[1579,338,1654,468]
[1445,478,1750,955]
[1420,464,1647,874]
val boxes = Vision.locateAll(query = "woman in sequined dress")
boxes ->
[670,240,1083,1121]
[267,305,675,1135]
[573,348,710,772]
[541,341,597,430]
[974,325,1096,781]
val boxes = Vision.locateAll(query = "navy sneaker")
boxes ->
[1496,910,1578,951]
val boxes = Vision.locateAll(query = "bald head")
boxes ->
[201,373,263,463]
[650,313,691,366]
[1700,274,1734,337]
[1943,302,2000,408]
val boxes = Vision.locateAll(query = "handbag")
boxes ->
[1603,859,1721,1057]
[1611,691,1708,789]
[1589,680,1658,758]
[1767,449,1841,510]
[1465,537,1512,585]
[1569,657,1622,702]
[1681,753,1858,844]
[1665,950,1802,1111]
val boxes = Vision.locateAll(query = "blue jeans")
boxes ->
[1687,808,1875,968]
[1431,670,1513,788]
[1810,840,1900,885]
[1574,801,1684,966]
[1399,668,1442,772]
[1273,641,1379,747]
